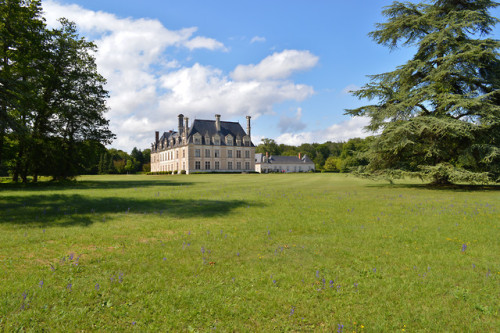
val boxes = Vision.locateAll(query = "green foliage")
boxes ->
[0,1,114,182]
[346,0,500,184]
[0,174,498,330]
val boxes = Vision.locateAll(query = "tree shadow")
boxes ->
[0,193,256,228]
[365,182,500,192]
[0,179,193,192]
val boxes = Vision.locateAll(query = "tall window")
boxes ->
[215,161,219,170]
[245,150,250,158]
[195,161,201,170]
[205,149,210,158]
[228,150,232,158]
[195,138,201,144]
[236,150,241,158]
[182,149,185,158]
[205,161,210,170]
[176,150,179,159]
[236,162,241,170]
[245,162,250,170]
[214,150,220,158]
[195,149,200,157]
[228,162,232,170]
[227,138,233,145]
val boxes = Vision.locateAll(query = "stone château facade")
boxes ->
[151,114,255,174]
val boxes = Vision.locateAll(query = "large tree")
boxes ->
[346,0,500,184]
[1,1,114,181]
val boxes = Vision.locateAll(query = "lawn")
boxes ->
[0,174,498,331]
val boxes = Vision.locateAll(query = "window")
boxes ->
[236,139,241,146]
[214,150,219,158]
[195,149,201,157]
[245,150,250,158]
[215,161,219,170]
[205,161,210,170]
[205,136,210,145]
[176,150,179,159]
[195,161,201,170]
[227,150,232,158]
[236,162,241,170]
[236,150,241,158]
[182,162,185,170]
[226,137,233,145]
[228,161,232,170]
[205,149,210,158]
[182,149,185,158]
[245,162,250,170]
[214,138,220,145]
[194,137,201,144]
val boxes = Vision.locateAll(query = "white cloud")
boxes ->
[278,108,307,133]
[342,84,361,94]
[276,116,372,145]
[231,50,319,81]
[250,36,266,43]
[42,1,318,151]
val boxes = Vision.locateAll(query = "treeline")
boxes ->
[98,148,151,174]
[0,1,113,182]
[255,137,373,172]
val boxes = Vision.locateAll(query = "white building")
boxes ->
[255,153,315,173]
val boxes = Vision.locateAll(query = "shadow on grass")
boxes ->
[0,193,255,227]
[0,179,193,191]
[366,182,500,192]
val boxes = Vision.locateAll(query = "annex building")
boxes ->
[151,114,255,174]
[255,153,315,173]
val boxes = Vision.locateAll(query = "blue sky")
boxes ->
[42,0,500,152]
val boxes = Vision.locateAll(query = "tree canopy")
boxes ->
[0,0,114,181]
[346,0,500,184]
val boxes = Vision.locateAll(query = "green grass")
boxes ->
[0,174,498,331]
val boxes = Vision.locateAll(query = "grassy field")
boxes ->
[0,174,498,331]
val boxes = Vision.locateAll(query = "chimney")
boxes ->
[184,117,189,134]
[215,114,221,132]
[178,114,184,136]
[155,131,159,143]
[246,115,251,137]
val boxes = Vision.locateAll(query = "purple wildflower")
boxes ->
[338,324,344,332]
[39,280,44,288]
[316,270,319,278]
[461,244,467,252]
[22,292,27,300]
[69,253,74,261]
[330,280,334,288]
[201,246,205,254]
[50,264,55,272]
[95,283,100,291]
[289,306,295,317]
[67,283,72,290]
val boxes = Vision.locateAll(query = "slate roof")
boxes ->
[187,119,254,146]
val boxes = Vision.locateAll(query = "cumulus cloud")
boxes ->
[41,1,318,151]
[276,116,372,145]
[278,108,307,133]
[231,50,319,81]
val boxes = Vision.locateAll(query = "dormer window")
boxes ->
[226,135,233,146]
[194,133,202,145]
[205,136,210,145]
[236,138,241,146]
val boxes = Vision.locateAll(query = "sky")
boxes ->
[41,0,500,152]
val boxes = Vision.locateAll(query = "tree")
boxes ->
[256,138,281,155]
[346,0,500,184]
